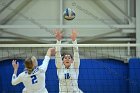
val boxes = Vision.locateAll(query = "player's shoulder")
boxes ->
[38,65,46,73]
[32,66,40,74]
[17,71,26,78]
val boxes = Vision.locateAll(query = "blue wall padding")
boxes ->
[79,59,128,93]
[0,59,24,93]
[0,59,129,93]
[129,58,140,93]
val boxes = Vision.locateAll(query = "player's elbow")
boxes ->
[11,81,17,85]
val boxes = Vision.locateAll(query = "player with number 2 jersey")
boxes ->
[11,48,55,93]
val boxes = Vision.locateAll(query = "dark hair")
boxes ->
[61,52,73,60]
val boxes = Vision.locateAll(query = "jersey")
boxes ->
[12,56,50,93]
[55,40,83,93]
[58,64,83,93]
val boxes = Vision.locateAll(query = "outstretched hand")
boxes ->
[70,29,78,41]
[47,48,56,57]
[12,60,19,70]
[54,29,63,41]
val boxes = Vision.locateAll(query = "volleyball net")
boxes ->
[0,44,140,93]
[0,44,138,62]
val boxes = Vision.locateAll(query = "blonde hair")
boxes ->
[31,56,38,66]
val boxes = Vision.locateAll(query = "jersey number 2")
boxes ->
[31,75,38,84]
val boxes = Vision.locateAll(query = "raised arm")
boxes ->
[54,30,63,69]
[70,30,80,69]
[39,48,55,72]
[11,60,22,85]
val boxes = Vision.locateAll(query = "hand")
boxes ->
[47,48,56,57]
[70,29,78,41]
[54,29,63,41]
[12,60,19,70]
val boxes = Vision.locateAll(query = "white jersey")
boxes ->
[12,56,50,93]
[55,40,83,93]
[58,64,83,93]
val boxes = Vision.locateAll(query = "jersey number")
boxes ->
[65,73,70,79]
[31,75,38,84]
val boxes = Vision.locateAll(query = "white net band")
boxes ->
[0,44,140,47]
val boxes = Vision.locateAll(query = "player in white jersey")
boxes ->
[54,29,83,93]
[11,48,55,93]
[22,56,38,93]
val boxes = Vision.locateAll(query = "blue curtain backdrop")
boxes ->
[0,58,139,93]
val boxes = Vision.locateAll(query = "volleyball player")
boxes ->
[11,48,55,93]
[22,56,38,93]
[55,29,83,93]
